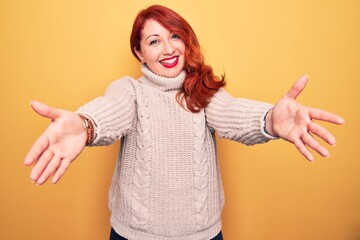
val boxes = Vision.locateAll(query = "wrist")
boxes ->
[78,113,97,146]
[264,109,278,138]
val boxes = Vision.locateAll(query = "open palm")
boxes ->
[268,75,345,161]
[24,101,87,184]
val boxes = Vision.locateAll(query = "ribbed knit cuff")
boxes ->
[206,88,278,145]
[76,77,136,146]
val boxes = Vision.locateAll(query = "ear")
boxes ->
[134,47,145,63]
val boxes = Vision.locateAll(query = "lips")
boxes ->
[159,56,179,68]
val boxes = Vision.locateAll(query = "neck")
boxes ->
[140,64,186,91]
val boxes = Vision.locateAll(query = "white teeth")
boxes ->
[161,57,177,64]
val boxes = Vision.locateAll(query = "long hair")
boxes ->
[130,5,225,112]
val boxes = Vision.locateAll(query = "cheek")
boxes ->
[177,41,186,53]
[179,44,186,63]
[141,50,157,63]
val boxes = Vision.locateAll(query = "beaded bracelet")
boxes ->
[78,114,96,146]
[262,108,278,139]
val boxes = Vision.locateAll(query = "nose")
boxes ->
[162,40,175,55]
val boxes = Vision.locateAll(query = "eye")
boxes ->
[171,33,180,39]
[149,39,159,46]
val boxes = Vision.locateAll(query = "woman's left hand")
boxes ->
[265,75,345,161]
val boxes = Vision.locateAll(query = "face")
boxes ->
[135,19,186,78]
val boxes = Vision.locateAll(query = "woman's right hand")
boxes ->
[24,100,88,185]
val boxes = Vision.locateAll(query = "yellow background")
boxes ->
[1,0,359,239]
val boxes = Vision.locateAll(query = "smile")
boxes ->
[159,56,179,68]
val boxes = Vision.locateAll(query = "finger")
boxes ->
[308,122,336,146]
[309,108,345,125]
[286,75,309,100]
[24,135,50,166]
[301,132,329,158]
[51,158,71,184]
[30,100,61,120]
[36,155,62,185]
[294,138,314,162]
[30,149,54,182]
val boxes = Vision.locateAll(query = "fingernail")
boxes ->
[51,177,57,184]
[36,179,43,185]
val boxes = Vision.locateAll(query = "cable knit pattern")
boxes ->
[131,83,151,230]
[193,109,209,229]
[77,64,277,240]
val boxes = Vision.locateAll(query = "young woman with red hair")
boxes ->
[24,5,344,240]
[130,5,225,113]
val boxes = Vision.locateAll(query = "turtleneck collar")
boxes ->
[140,64,186,92]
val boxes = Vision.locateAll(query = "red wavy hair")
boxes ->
[130,5,225,112]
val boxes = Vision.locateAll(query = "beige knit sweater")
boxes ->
[77,65,276,240]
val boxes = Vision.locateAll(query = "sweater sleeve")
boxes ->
[205,88,278,145]
[76,77,137,146]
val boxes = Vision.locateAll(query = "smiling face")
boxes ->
[134,19,186,78]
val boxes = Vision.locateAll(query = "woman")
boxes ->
[24,5,344,240]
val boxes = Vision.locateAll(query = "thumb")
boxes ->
[286,75,309,100]
[30,100,61,120]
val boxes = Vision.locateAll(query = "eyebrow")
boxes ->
[146,34,160,40]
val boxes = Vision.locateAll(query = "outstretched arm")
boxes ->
[25,78,137,185]
[264,75,345,161]
[24,100,88,185]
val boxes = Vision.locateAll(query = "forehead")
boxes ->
[141,19,170,38]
